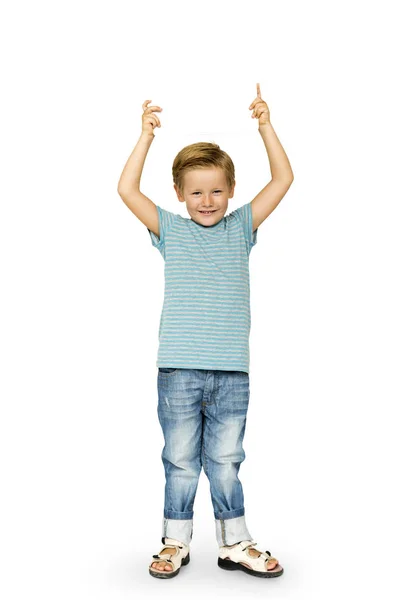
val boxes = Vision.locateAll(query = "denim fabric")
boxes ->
[157,367,253,547]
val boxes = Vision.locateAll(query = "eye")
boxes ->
[193,192,201,195]
[214,190,222,194]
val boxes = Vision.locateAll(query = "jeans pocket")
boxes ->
[158,367,179,375]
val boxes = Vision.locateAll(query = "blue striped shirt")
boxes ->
[147,201,258,373]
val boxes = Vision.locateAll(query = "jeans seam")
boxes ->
[201,413,208,474]
[220,518,226,545]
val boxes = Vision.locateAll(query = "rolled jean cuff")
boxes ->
[215,515,253,547]
[164,509,194,519]
[214,507,245,520]
[162,517,193,547]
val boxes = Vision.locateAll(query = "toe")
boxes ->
[152,561,172,571]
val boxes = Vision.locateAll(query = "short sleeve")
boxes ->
[147,205,180,258]
[229,201,258,255]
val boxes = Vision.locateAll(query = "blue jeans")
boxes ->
[157,368,253,547]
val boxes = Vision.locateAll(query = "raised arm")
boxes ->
[117,99,163,237]
[248,84,294,231]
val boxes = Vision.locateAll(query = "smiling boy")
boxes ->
[118,83,294,579]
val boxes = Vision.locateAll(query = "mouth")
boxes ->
[199,210,216,215]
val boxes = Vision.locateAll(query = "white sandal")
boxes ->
[218,540,284,578]
[149,537,190,579]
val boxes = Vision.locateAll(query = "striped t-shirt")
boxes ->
[147,201,258,373]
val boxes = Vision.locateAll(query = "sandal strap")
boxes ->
[237,540,258,550]
[152,554,174,563]
[230,541,278,563]
[151,537,189,560]
[152,545,180,561]
[246,544,277,562]
[163,537,187,548]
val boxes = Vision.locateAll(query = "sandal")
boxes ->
[149,537,190,579]
[218,540,284,578]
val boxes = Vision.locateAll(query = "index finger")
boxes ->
[256,83,261,98]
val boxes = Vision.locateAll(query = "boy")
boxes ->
[117,83,294,579]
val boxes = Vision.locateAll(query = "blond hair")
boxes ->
[172,142,235,194]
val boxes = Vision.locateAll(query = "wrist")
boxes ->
[141,130,155,140]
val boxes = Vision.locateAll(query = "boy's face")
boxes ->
[174,167,235,226]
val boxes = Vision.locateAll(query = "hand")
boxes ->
[142,99,163,135]
[249,83,270,126]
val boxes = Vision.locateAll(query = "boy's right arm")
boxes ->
[117,131,160,238]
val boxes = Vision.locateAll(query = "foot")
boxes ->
[225,541,280,571]
[247,546,279,570]
[151,546,177,572]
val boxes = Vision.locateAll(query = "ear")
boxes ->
[174,184,185,203]
[229,182,236,198]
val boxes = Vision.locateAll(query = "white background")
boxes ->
[1,1,399,598]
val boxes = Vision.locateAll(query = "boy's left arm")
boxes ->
[249,85,294,232]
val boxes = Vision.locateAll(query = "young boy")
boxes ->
[117,84,294,579]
